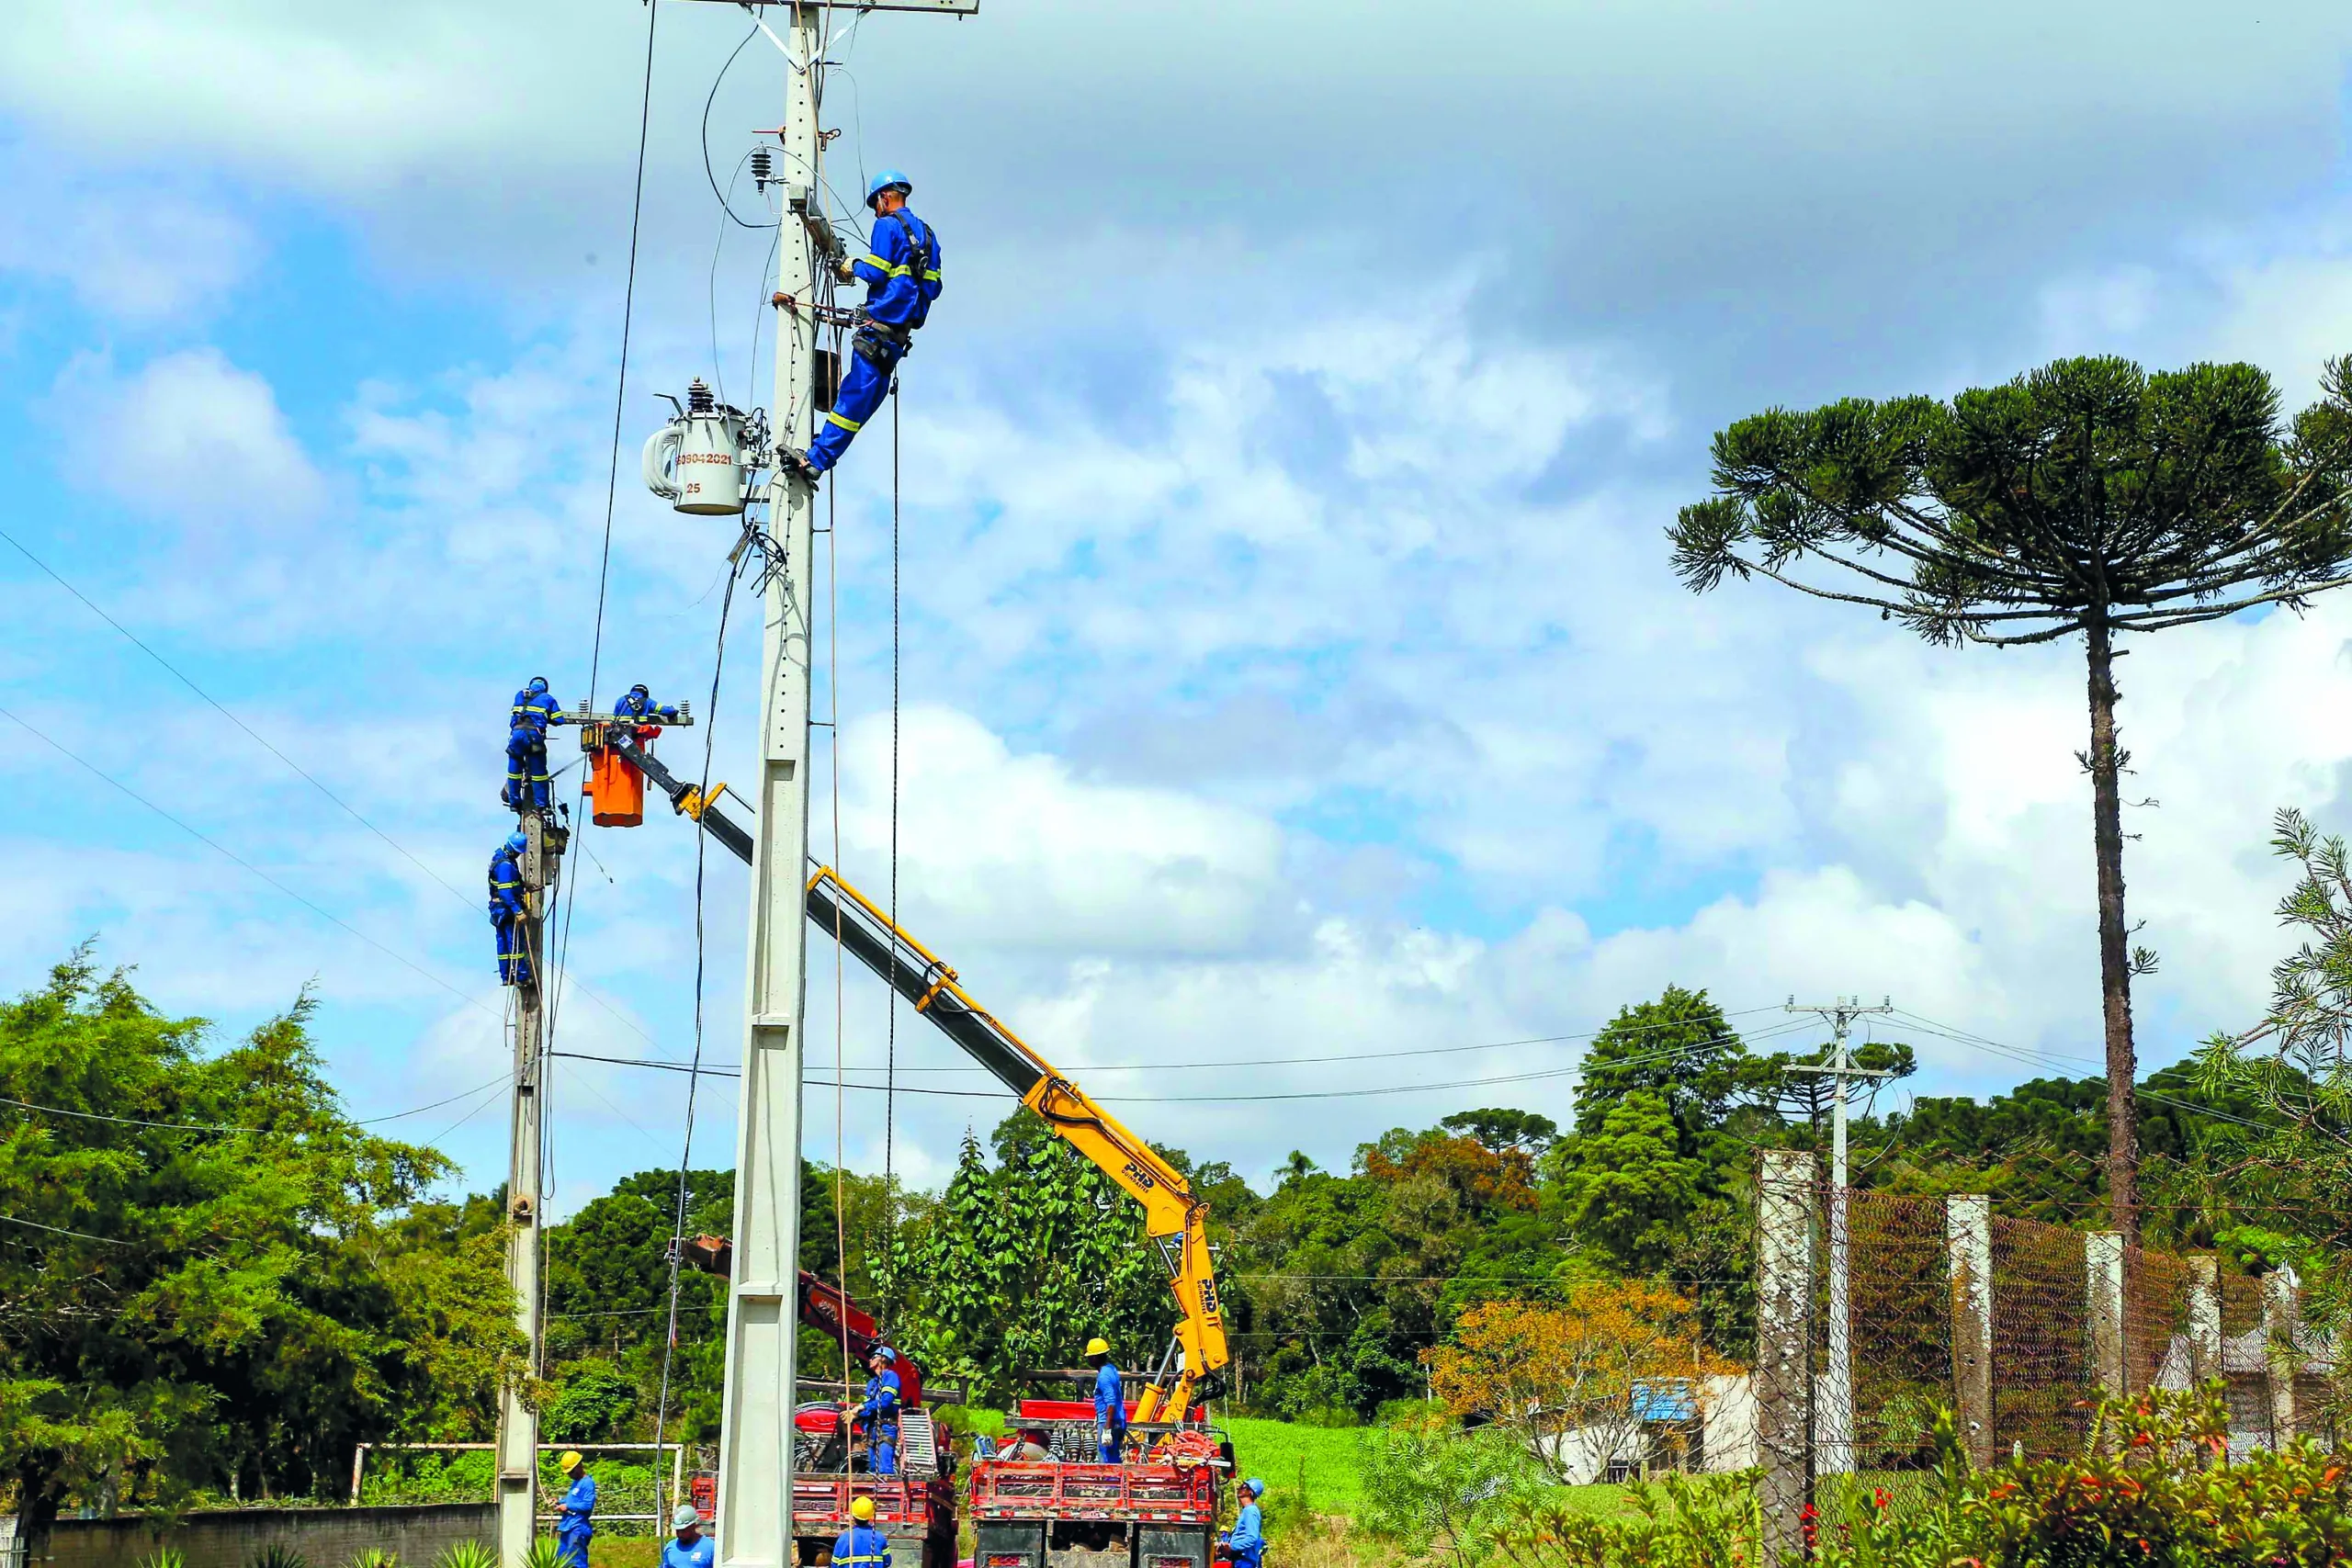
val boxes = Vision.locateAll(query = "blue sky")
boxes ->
[5,1,2352,1213]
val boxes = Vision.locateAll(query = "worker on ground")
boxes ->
[505,676,571,810]
[490,831,532,986]
[777,170,942,487]
[553,1451,596,1568]
[852,1345,903,1474]
[1221,1478,1267,1568]
[662,1504,716,1568]
[1086,1337,1126,1463]
[832,1494,891,1568]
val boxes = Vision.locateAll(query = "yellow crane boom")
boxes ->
[806,866,1229,1422]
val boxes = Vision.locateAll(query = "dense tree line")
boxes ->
[1,951,2306,1540]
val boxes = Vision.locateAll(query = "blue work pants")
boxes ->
[496,915,533,986]
[806,331,904,473]
[505,733,550,808]
[1098,1429,1124,1464]
[555,1524,592,1568]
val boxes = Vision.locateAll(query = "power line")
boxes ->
[0,1077,508,1136]
[0,703,497,1017]
[0,1213,130,1246]
[0,525,480,908]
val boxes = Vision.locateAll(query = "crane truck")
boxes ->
[586,728,1238,1568]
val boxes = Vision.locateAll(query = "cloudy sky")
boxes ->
[5,1,2352,1213]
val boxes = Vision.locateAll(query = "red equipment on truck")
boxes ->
[675,1241,957,1568]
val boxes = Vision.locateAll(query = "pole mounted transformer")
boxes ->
[648,8,974,1562]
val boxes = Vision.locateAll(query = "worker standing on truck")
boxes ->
[1085,1337,1126,1462]
[777,169,942,488]
[490,831,531,986]
[662,1505,717,1568]
[833,1495,892,1568]
[853,1346,903,1474]
[553,1451,596,1568]
[1222,1478,1266,1568]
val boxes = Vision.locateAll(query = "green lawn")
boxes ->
[1219,1416,1370,1520]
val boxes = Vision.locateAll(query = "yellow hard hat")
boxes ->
[851,1495,876,1521]
[1085,1337,1111,1357]
[557,1451,584,1472]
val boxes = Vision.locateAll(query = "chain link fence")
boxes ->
[1756,1151,2342,1548]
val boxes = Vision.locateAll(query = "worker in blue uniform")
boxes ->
[662,1505,716,1568]
[506,676,571,810]
[853,1346,903,1475]
[614,682,670,724]
[779,169,942,486]
[1221,1478,1266,1568]
[1085,1337,1126,1462]
[553,1450,596,1568]
[833,1495,890,1568]
[490,831,532,987]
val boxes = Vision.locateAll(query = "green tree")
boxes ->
[0,949,519,1545]
[884,1111,1173,1405]
[1672,355,2352,1239]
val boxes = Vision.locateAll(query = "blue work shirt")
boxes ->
[1226,1501,1264,1560]
[488,848,526,919]
[661,1534,717,1568]
[1092,1362,1126,1431]
[847,209,943,330]
[513,686,571,732]
[831,1521,892,1568]
[859,1368,902,1428]
[558,1472,597,1533]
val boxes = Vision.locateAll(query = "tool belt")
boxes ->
[853,321,912,368]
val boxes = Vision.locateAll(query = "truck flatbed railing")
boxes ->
[969,1461,1216,1524]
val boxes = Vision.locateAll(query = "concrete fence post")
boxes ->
[2263,1269,2300,1446]
[2086,1231,2126,1399]
[1755,1148,1816,1565]
[2186,1254,2222,1388]
[1946,1194,1994,1469]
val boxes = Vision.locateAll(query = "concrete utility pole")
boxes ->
[705,4,973,1562]
[495,811,563,1562]
[1784,996,1893,1477]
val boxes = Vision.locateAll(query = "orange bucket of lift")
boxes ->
[587,744,646,827]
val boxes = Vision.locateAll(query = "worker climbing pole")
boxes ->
[492,805,568,1562]
[628,4,978,1561]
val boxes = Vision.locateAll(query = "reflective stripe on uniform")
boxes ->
[826,412,865,432]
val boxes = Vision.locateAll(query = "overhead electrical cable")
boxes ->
[0,1076,509,1135]
[0,704,498,1017]
[651,539,745,1529]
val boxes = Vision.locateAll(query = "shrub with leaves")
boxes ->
[429,1544,498,1568]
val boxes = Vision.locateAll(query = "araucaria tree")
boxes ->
[1671,355,2352,1239]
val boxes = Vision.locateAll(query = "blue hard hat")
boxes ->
[529,676,549,694]
[865,168,912,208]
[505,831,528,853]
[873,1346,897,1363]
[630,683,650,697]
[1245,1478,1266,1496]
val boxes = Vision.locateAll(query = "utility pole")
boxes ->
[702,5,973,1562]
[495,811,565,1561]
[1784,995,1893,1478]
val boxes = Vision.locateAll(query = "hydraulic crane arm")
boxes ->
[604,731,1229,1418]
[806,868,1229,1424]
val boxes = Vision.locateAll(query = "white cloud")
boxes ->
[0,160,256,324]
[56,347,325,523]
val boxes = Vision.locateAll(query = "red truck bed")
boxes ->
[969,1460,1216,1526]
